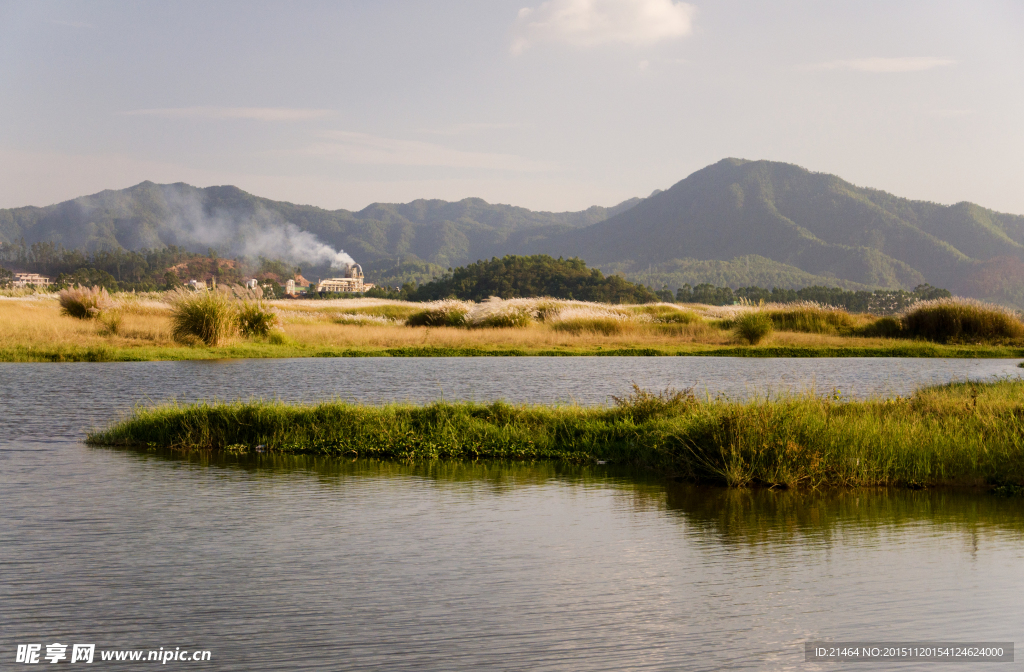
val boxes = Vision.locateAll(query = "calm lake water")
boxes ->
[2,357,1023,670]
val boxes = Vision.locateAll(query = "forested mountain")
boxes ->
[3,158,1024,306]
[521,159,1024,305]
[0,182,640,273]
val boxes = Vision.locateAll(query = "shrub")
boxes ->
[58,285,111,319]
[235,291,279,338]
[901,299,1024,343]
[169,288,237,346]
[735,311,774,344]
[611,383,696,422]
[406,300,470,327]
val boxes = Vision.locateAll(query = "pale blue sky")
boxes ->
[1,0,1022,213]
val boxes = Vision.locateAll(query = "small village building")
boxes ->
[13,273,51,288]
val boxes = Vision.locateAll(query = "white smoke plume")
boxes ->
[153,186,355,270]
[233,221,355,270]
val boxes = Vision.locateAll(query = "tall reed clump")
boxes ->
[233,286,279,338]
[406,300,470,327]
[474,307,533,328]
[168,287,237,346]
[551,316,626,335]
[734,311,773,344]
[58,285,111,319]
[766,304,857,334]
[901,298,1024,343]
[467,298,535,328]
[87,380,1024,490]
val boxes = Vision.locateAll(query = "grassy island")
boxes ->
[3,292,1024,362]
[88,380,1024,490]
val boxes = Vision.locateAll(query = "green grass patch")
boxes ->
[89,380,1024,490]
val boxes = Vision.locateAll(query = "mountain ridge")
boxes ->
[3,158,1024,306]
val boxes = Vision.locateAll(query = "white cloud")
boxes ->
[511,0,696,54]
[122,107,334,121]
[304,132,554,172]
[805,57,956,73]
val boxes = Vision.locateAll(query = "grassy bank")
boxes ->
[6,342,1024,362]
[4,294,1024,361]
[88,380,1024,489]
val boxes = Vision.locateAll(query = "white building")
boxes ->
[13,273,51,288]
[316,264,374,293]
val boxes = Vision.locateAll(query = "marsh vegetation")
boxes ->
[88,380,1024,490]
[2,291,1023,362]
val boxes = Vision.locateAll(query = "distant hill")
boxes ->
[0,182,639,274]
[3,158,1024,306]
[520,159,1024,305]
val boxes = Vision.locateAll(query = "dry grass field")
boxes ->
[2,291,1022,361]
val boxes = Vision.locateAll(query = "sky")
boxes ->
[1,0,1022,214]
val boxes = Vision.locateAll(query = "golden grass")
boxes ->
[2,294,1022,360]
[0,297,175,349]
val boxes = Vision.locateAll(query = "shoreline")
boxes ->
[5,343,1024,363]
[87,380,1024,491]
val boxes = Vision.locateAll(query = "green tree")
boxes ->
[412,255,658,303]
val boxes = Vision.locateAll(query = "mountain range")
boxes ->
[2,158,1023,306]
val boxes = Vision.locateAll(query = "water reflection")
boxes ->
[110,445,1024,543]
[4,356,1024,671]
